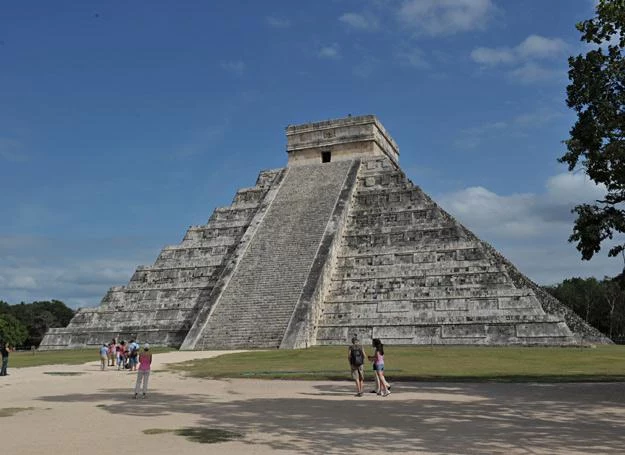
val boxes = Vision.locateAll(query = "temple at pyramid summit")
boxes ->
[40,115,609,350]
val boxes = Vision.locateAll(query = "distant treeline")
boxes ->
[0,300,75,348]
[543,274,625,342]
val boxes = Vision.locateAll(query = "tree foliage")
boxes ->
[544,274,625,341]
[561,0,625,266]
[0,299,75,347]
[0,313,29,347]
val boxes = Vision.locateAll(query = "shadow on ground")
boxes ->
[37,381,625,454]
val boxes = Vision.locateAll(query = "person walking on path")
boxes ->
[99,343,108,371]
[128,339,139,371]
[107,340,116,367]
[134,343,152,399]
[1,343,10,376]
[348,335,366,396]
[368,338,390,397]
[118,340,127,370]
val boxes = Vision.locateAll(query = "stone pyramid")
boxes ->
[40,115,608,350]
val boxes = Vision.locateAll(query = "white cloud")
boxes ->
[454,108,564,150]
[471,35,568,84]
[397,0,495,36]
[266,16,291,28]
[470,47,515,65]
[545,172,606,205]
[513,108,563,127]
[219,60,246,75]
[439,186,541,237]
[0,235,156,308]
[436,173,621,283]
[508,62,561,84]
[318,44,341,60]
[471,35,568,66]
[339,12,379,31]
[0,258,142,308]
[437,173,607,239]
[395,47,431,69]
[516,35,568,59]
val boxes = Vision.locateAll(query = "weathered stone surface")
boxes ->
[40,169,285,349]
[183,160,358,349]
[40,115,610,350]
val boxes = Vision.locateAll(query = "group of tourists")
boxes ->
[98,339,152,399]
[99,339,142,371]
[348,335,391,397]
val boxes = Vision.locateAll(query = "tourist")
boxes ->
[117,340,126,370]
[0,343,10,376]
[134,343,152,399]
[128,339,139,371]
[107,339,116,366]
[368,338,390,397]
[99,343,108,370]
[348,335,366,396]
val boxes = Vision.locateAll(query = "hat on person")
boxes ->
[143,343,150,350]
[351,334,359,344]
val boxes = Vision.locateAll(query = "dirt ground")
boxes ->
[1,350,625,454]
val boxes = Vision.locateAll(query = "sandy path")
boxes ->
[2,351,625,454]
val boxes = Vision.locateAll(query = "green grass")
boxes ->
[9,347,173,368]
[0,407,35,417]
[43,371,86,376]
[143,427,242,443]
[172,345,625,382]
[10,345,625,382]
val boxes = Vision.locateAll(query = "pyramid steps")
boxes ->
[186,160,358,349]
[39,169,284,349]
[41,115,609,350]
[315,156,579,346]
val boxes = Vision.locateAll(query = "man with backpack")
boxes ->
[348,335,365,396]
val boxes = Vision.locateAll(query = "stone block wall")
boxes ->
[314,157,581,346]
[39,169,285,349]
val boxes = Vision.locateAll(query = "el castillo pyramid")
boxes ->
[40,115,608,350]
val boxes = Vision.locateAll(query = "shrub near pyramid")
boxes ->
[40,115,609,350]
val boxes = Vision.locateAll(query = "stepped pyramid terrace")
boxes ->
[40,115,609,350]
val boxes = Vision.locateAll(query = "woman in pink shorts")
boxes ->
[134,344,152,399]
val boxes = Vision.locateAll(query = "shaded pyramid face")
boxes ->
[40,116,608,350]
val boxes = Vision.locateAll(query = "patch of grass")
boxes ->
[143,427,242,443]
[43,371,85,376]
[176,428,242,444]
[143,428,171,435]
[10,347,174,368]
[0,407,35,417]
[171,345,625,382]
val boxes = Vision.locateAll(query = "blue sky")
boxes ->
[1,0,622,309]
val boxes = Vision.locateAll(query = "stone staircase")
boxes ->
[187,160,358,349]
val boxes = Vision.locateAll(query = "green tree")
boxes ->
[0,313,28,346]
[561,0,625,270]
[1,300,75,347]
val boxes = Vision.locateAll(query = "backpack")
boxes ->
[350,347,364,366]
